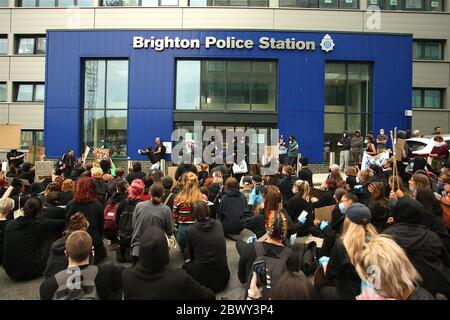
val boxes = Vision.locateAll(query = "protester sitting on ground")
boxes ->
[6,164,19,178]
[329,170,346,190]
[408,173,432,198]
[122,226,215,300]
[345,166,358,191]
[131,183,174,260]
[312,179,338,208]
[367,182,390,233]
[44,212,90,278]
[277,165,296,205]
[126,162,146,184]
[173,172,208,253]
[19,162,35,185]
[298,157,313,186]
[115,179,144,263]
[353,168,373,206]
[217,177,246,237]
[103,179,129,249]
[0,196,14,265]
[197,163,209,187]
[161,176,177,211]
[40,231,125,300]
[175,162,198,182]
[355,234,435,300]
[3,198,65,280]
[91,167,109,205]
[240,176,253,208]
[38,182,62,207]
[66,177,106,264]
[59,178,74,205]
[149,169,164,184]
[319,203,378,300]
[287,179,313,237]
[438,173,450,228]
[238,210,299,298]
[9,178,30,218]
[183,200,230,293]
[41,192,65,220]
[330,192,358,235]
[383,198,450,299]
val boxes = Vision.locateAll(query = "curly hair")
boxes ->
[64,212,90,236]
[73,177,97,203]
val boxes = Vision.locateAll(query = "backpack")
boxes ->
[160,144,166,158]
[291,241,319,276]
[117,199,138,246]
[248,242,292,300]
[52,265,99,300]
[103,202,120,239]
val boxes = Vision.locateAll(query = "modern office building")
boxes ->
[0,0,448,163]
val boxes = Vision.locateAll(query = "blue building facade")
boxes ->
[44,30,412,163]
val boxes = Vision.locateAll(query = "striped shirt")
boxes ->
[172,194,208,225]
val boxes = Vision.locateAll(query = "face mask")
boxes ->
[364,139,368,144]
[343,134,347,138]
[356,176,360,183]
[409,186,415,192]
[435,142,443,147]
[380,131,384,135]
[339,202,347,213]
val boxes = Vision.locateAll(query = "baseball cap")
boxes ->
[345,203,371,225]
[243,176,253,185]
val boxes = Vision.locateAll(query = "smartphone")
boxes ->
[253,260,267,287]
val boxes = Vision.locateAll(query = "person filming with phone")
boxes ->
[238,210,299,300]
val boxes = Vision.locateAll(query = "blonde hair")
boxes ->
[341,217,378,264]
[358,168,373,184]
[61,179,74,193]
[175,172,204,206]
[0,198,14,216]
[212,171,223,184]
[293,179,311,202]
[411,174,431,191]
[91,167,103,178]
[355,234,421,300]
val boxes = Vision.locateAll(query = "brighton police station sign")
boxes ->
[133,34,335,52]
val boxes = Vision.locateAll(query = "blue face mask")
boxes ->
[438,181,445,190]
[339,202,347,213]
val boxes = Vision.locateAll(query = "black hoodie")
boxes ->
[44,236,68,278]
[217,188,246,235]
[122,227,215,300]
[384,198,450,299]
[184,219,230,292]
[3,216,65,280]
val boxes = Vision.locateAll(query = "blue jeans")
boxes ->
[177,223,188,254]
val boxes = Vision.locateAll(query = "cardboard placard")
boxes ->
[314,204,335,222]
[81,146,91,164]
[168,166,178,182]
[35,161,54,179]
[27,146,45,164]
[94,148,109,163]
[395,138,405,161]
[0,124,21,150]
[310,188,326,199]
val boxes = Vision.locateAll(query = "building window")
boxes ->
[101,0,179,5]
[21,130,44,149]
[0,0,9,7]
[15,35,46,54]
[412,88,444,108]
[0,35,7,55]
[83,59,128,157]
[324,62,371,159]
[14,83,44,102]
[0,83,6,102]
[413,40,444,60]
[280,0,358,8]
[368,0,443,11]
[176,60,277,111]
[18,0,91,6]
[190,0,269,5]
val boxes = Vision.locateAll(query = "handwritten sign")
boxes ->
[35,161,54,179]
[94,148,109,163]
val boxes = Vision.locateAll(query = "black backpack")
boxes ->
[291,241,319,276]
[117,199,139,246]
[160,144,166,158]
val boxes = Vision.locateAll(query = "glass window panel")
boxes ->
[176,61,201,110]
[20,0,37,6]
[106,110,127,157]
[413,42,421,59]
[320,0,338,8]
[412,89,422,108]
[83,110,105,151]
[201,61,226,110]
[34,84,45,101]
[424,42,442,60]
[38,0,55,6]
[189,0,207,5]
[226,61,251,110]
[121,0,138,5]
[324,113,345,133]
[21,131,34,149]
[84,60,106,109]
[211,0,229,5]
[35,131,44,147]
[17,84,33,101]
[424,90,442,108]
[279,0,297,6]
[58,0,74,5]
[0,0,9,7]
[229,0,247,5]
[339,0,358,8]
[0,37,7,54]
[141,0,158,4]
[103,0,122,5]
[36,37,46,54]
[0,83,6,102]
[106,60,128,109]
[325,63,346,107]
[426,0,442,11]
[160,0,178,5]
[251,61,276,111]
[405,0,422,9]
[18,38,35,54]
[249,0,268,6]
[77,0,92,5]
[384,0,402,9]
